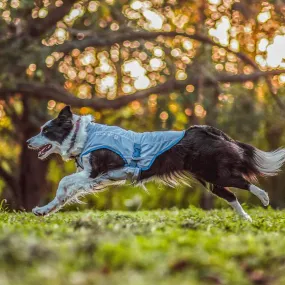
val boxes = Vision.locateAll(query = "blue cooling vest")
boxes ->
[79,123,185,180]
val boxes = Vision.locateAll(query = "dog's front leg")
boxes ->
[32,167,132,216]
[32,171,89,216]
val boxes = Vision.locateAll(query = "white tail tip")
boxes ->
[254,148,285,176]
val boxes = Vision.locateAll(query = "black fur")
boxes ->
[27,106,284,214]
[211,185,237,202]
[40,107,259,197]
[34,106,276,206]
[89,149,125,178]
[87,125,260,203]
[42,107,74,144]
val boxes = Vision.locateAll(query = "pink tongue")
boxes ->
[41,146,47,152]
[39,145,50,155]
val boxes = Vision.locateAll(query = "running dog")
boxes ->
[27,106,285,221]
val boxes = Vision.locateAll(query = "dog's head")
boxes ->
[27,106,74,160]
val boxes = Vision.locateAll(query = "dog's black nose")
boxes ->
[26,138,31,145]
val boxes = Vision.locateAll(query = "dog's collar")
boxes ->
[66,117,81,155]
[70,155,82,169]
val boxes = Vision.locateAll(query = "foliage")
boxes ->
[1,208,285,284]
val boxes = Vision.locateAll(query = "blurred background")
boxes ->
[0,0,285,211]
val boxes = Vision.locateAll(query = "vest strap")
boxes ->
[132,167,141,182]
[129,143,141,167]
[67,118,81,154]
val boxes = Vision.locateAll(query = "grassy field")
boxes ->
[1,207,285,285]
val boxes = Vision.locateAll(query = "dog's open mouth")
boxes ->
[38,144,52,157]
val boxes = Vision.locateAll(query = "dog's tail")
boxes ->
[237,142,285,180]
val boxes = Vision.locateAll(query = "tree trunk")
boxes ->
[18,136,49,211]
[265,121,285,208]
[17,98,49,211]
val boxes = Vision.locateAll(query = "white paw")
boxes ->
[258,191,270,207]
[32,206,53,216]
[250,185,270,207]
[242,213,253,222]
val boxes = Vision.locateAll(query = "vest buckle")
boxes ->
[130,143,141,167]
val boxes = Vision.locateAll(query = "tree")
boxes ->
[0,0,284,210]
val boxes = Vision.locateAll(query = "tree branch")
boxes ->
[59,29,259,69]
[57,30,218,53]
[0,0,77,50]
[60,29,285,108]
[0,69,283,111]
[214,70,285,83]
[27,0,77,38]
[0,80,176,110]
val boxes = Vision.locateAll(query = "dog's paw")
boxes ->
[250,185,270,207]
[32,206,50,216]
[254,189,269,207]
[259,191,270,207]
[243,213,253,223]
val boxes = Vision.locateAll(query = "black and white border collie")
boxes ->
[27,106,285,221]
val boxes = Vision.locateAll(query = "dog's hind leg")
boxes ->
[214,176,269,206]
[248,185,269,206]
[210,185,252,222]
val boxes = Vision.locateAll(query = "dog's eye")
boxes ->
[42,129,49,134]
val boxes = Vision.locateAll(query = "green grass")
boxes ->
[1,207,285,285]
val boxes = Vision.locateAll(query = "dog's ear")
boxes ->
[58,105,72,120]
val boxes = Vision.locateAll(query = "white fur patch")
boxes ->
[229,200,252,222]
[249,184,269,206]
